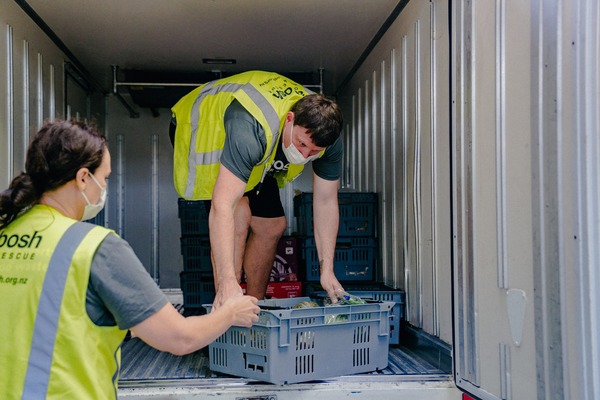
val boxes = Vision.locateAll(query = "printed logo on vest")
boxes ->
[269,159,290,174]
[0,231,42,248]
[258,75,307,100]
[0,231,42,262]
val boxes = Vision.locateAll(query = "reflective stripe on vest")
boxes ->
[185,81,282,198]
[21,222,95,399]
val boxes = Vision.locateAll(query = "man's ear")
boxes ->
[286,111,294,123]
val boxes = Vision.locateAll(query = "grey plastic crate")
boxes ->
[307,286,405,345]
[204,297,393,384]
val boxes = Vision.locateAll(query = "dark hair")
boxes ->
[0,119,106,229]
[290,94,343,147]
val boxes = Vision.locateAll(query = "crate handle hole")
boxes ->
[247,363,264,373]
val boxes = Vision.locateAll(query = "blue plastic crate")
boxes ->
[305,283,405,345]
[178,198,209,236]
[294,192,377,237]
[180,235,212,272]
[302,237,376,281]
[204,297,393,384]
[180,271,215,308]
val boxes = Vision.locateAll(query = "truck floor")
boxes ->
[120,302,451,384]
[120,338,445,381]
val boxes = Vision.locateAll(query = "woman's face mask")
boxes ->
[80,172,107,221]
[282,122,321,165]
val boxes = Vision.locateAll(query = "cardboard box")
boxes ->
[241,282,302,299]
[270,236,299,282]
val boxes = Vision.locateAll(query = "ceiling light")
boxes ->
[203,58,237,65]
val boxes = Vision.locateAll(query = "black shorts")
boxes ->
[203,175,285,218]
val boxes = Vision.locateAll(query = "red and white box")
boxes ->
[241,282,303,299]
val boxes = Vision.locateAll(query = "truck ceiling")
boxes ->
[19,0,406,96]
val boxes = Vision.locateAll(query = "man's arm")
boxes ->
[210,165,248,309]
[312,173,344,302]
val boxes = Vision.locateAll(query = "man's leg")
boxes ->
[243,215,287,299]
[210,197,251,291]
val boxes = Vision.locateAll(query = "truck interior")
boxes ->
[8,0,599,399]
[5,1,458,396]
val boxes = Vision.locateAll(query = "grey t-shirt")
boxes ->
[220,100,343,183]
[86,233,169,329]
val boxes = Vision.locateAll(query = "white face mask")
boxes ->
[282,122,321,165]
[80,172,107,221]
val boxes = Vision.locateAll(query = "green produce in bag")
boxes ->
[324,291,367,306]
[292,300,320,309]
[323,290,366,323]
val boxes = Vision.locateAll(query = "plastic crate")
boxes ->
[180,235,212,272]
[178,198,209,236]
[205,297,393,384]
[302,237,376,281]
[294,192,377,237]
[305,283,405,345]
[180,271,215,308]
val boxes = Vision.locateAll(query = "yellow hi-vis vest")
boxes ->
[0,205,127,400]
[171,70,323,200]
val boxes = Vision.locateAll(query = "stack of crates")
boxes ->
[294,191,378,282]
[177,198,215,310]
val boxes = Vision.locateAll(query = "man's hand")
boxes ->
[212,278,244,310]
[319,261,344,304]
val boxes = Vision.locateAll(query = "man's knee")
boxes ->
[272,217,287,237]
[251,216,287,241]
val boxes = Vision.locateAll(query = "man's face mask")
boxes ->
[282,122,320,165]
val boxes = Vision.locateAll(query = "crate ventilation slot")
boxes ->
[353,325,371,343]
[295,354,314,375]
[294,317,316,326]
[230,329,247,346]
[211,347,227,367]
[249,329,267,349]
[215,335,226,344]
[355,312,372,321]
[295,331,315,350]
[353,348,370,366]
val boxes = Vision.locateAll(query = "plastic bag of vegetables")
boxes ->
[292,300,320,309]
[324,291,367,306]
[323,291,366,323]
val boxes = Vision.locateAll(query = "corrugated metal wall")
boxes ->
[0,0,105,188]
[337,0,452,344]
[0,0,63,188]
